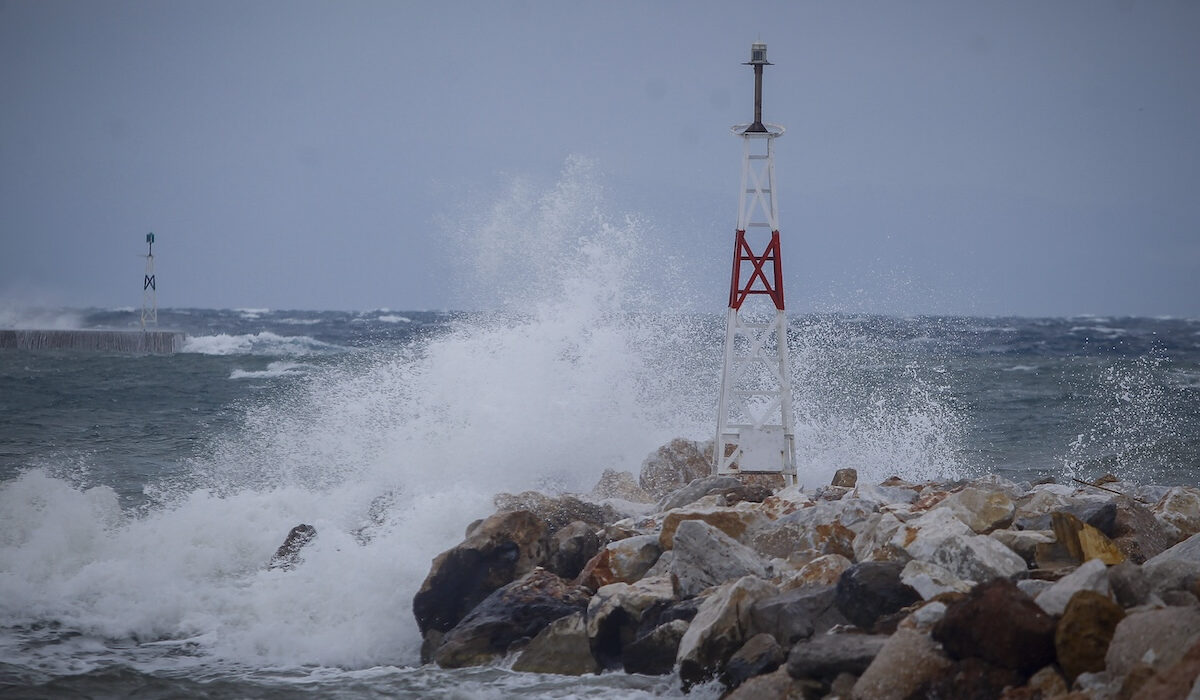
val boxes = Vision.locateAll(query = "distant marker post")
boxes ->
[714,42,797,484]
[141,233,157,329]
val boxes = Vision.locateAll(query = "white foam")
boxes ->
[229,362,311,379]
[182,332,343,357]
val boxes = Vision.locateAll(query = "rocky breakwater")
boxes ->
[410,440,1200,698]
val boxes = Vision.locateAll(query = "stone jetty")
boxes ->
[0,329,184,353]
[411,439,1200,698]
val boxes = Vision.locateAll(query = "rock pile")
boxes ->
[411,439,1200,698]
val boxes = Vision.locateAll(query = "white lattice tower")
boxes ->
[715,42,797,484]
[141,233,157,329]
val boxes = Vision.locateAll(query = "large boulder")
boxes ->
[639,438,713,500]
[1104,605,1200,677]
[658,504,770,550]
[900,559,973,600]
[434,569,591,668]
[851,627,954,700]
[834,561,921,631]
[927,532,1029,582]
[413,510,549,638]
[1112,496,1178,563]
[1142,531,1200,595]
[786,633,890,682]
[852,512,906,562]
[493,491,617,532]
[721,632,785,690]
[750,517,857,562]
[545,520,601,580]
[267,523,317,571]
[511,611,600,675]
[1050,510,1125,565]
[621,619,690,676]
[783,553,854,591]
[909,657,1024,700]
[887,507,975,562]
[1153,486,1200,538]
[574,534,661,590]
[1033,557,1110,616]
[676,575,778,689]
[751,584,847,644]
[657,475,742,512]
[1054,589,1125,683]
[670,519,770,599]
[932,578,1056,675]
[931,486,1015,534]
[585,575,676,670]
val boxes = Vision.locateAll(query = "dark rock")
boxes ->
[1108,560,1153,608]
[1055,589,1126,683]
[676,576,778,690]
[546,521,601,580]
[1049,510,1125,565]
[721,632,784,689]
[511,611,600,675]
[412,510,548,638]
[750,586,834,646]
[716,483,774,506]
[834,561,921,631]
[267,523,317,571]
[657,475,743,512]
[725,667,825,700]
[852,627,954,700]
[621,619,688,675]
[585,576,675,671]
[786,633,889,681]
[1014,500,1116,535]
[932,578,1056,675]
[1112,497,1176,564]
[910,657,1024,700]
[638,438,713,500]
[434,569,591,668]
[633,596,703,639]
[493,491,618,532]
[831,468,858,488]
[575,534,662,590]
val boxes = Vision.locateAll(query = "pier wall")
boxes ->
[0,330,185,354]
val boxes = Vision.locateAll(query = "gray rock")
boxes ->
[670,519,769,599]
[751,584,844,645]
[927,532,1028,583]
[721,632,785,689]
[267,523,317,571]
[494,491,618,532]
[1105,606,1200,677]
[658,475,743,512]
[621,619,689,675]
[512,611,600,675]
[787,633,890,681]
[676,576,778,689]
[585,576,676,670]
[1143,531,1200,594]
[852,628,954,700]
[546,520,601,580]
[1108,559,1154,608]
[1034,558,1111,616]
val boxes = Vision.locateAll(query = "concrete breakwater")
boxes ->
[0,329,185,353]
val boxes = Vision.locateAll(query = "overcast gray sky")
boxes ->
[2,1,1197,317]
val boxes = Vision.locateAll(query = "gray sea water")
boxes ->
[1,304,1197,698]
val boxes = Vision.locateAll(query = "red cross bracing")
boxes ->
[728,229,785,311]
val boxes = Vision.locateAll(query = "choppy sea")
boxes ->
[2,304,1197,698]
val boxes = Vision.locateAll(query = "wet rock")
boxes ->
[786,632,889,681]
[901,559,973,599]
[670,519,769,599]
[574,534,661,590]
[434,569,591,668]
[413,510,548,637]
[853,483,920,507]
[585,575,675,670]
[1034,558,1110,616]
[851,627,953,700]
[658,504,769,550]
[511,611,600,675]
[750,517,856,562]
[1015,499,1117,535]
[267,523,317,571]
[831,468,858,488]
[750,584,844,644]
[1011,484,1075,523]
[590,468,654,503]
[759,484,815,520]
[783,553,853,591]
[1153,486,1200,538]
[656,474,742,512]
[621,619,688,675]
[493,491,618,532]
[676,575,777,689]
[546,520,601,580]
[721,632,785,689]
[1055,589,1125,683]
[927,532,1029,582]
[638,438,713,500]
[1051,510,1125,565]
[853,512,906,562]
[932,486,1015,534]
[1142,531,1200,595]
[888,507,975,562]
[932,578,1056,674]
[1104,605,1200,678]
[1112,496,1177,564]
[834,561,921,631]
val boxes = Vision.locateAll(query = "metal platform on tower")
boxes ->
[714,42,797,485]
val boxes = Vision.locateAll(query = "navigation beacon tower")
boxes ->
[714,42,797,484]
[141,233,157,329]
